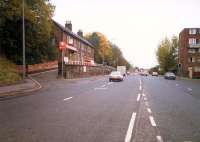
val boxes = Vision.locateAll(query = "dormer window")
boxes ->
[189,29,196,35]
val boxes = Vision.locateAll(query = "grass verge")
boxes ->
[0,57,21,86]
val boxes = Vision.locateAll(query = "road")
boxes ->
[0,71,200,142]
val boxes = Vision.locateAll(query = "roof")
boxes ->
[52,20,94,48]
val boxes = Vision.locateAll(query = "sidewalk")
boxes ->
[0,76,41,100]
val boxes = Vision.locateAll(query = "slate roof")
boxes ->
[52,20,94,48]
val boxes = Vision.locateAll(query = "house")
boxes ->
[52,20,95,77]
[178,28,200,78]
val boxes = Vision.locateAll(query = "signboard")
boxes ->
[64,57,68,64]
[83,66,87,72]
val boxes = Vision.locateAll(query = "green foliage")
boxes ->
[156,36,178,73]
[0,57,21,85]
[85,32,132,69]
[0,0,57,65]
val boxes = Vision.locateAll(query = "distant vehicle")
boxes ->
[109,71,123,82]
[117,66,126,77]
[152,72,158,76]
[164,72,176,80]
[140,71,148,76]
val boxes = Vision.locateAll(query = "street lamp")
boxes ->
[22,0,26,79]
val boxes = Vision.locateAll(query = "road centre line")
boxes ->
[63,97,73,101]
[101,84,106,87]
[187,88,192,91]
[142,93,146,97]
[144,97,147,101]
[145,102,149,107]
[139,85,142,91]
[137,94,141,102]
[147,108,152,114]
[156,136,164,142]
[94,88,107,90]
[125,112,137,142]
[176,84,179,86]
[149,116,157,127]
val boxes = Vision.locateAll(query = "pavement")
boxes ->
[0,76,41,100]
[0,71,200,142]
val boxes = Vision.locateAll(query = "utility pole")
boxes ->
[22,0,26,79]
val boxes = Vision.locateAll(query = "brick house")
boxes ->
[178,28,200,78]
[52,20,95,77]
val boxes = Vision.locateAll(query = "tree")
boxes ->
[0,0,56,65]
[156,36,178,73]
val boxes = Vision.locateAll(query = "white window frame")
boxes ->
[189,29,196,35]
[67,36,74,45]
[189,38,196,45]
[188,49,196,54]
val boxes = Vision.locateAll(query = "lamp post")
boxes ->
[22,0,26,79]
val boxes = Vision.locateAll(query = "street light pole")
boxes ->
[22,0,26,79]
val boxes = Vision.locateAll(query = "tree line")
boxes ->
[85,32,132,70]
[0,0,57,65]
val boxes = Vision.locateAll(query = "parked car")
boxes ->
[109,71,124,82]
[152,72,158,76]
[164,72,176,80]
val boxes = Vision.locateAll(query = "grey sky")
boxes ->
[51,0,200,68]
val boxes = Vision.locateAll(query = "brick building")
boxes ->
[178,28,200,78]
[52,20,95,77]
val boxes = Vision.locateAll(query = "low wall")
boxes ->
[17,61,58,74]
[62,64,115,79]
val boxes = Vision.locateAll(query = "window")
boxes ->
[67,36,74,45]
[188,57,195,63]
[197,58,200,63]
[189,29,196,35]
[194,67,200,72]
[189,38,196,45]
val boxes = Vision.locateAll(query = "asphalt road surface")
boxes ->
[0,71,200,142]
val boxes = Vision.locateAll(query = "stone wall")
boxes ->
[63,64,115,79]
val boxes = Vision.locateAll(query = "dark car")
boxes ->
[164,72,176,80]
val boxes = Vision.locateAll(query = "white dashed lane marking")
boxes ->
[147,108,152,114]
[125,112,137,142]
[149,116,157,127]
[63,97,73,101]
[137,94,141,102]
[94,88,107,90]
[187,88,192,91]
[156,136,163,142]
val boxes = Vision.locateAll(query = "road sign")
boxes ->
[59,41,66,50]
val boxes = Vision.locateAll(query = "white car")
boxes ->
[109,71,123,82]
[152,72,158,76]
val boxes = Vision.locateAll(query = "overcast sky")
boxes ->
[51,0,200,68]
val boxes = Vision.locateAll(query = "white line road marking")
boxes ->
[176,84,179,86]
[139,85,142,91]
[144,97,147,101]
[156,136,163,142]
[137,94,141,102]
[142,93,146,97]
[125,112,137,142]
[94,88,107,90]
[149,116,157,127]
[187,88,192,91]
[145,102,149,107]
[107,82,113,85]
[63,97,73,101]
[101,84,106,87]
[147,108,152,114]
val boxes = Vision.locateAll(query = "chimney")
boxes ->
[77,30,83,37]
[65,21,72,31]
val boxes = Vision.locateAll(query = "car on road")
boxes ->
[164,72,176,80]
[152,72,158,76]
[140,71,148,76]
[109,71,124,82]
